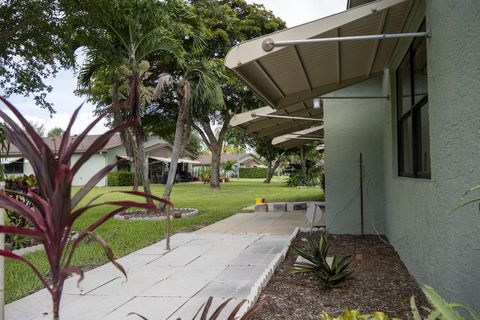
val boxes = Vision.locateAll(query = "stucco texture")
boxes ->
[383,0,480,309]
[324,77,386,235]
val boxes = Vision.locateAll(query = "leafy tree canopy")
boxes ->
[0,0,75,113]
[47,127,65,138]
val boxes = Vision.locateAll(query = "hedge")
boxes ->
[107,170,134,186]
[239,167,268,178]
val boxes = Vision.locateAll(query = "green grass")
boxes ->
[5,178,323,303]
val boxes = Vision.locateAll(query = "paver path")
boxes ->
[6,231,294,320]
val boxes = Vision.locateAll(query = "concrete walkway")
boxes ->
[6,210,307,320]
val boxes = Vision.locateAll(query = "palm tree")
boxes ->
[75,1,184,200]
[153,59,224,201]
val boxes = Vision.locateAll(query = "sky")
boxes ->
[3,0,347,135]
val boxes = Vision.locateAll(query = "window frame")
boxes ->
[396,22,430,179]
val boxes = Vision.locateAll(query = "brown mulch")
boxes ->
[253,232,429,320]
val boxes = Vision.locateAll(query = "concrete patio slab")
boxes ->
[196,211,309,234]
[7,208,304,320]
[167,297,244,320]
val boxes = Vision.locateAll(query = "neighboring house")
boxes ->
[226,0,479,309]
[193,153,265,177]
[3,134,198,186]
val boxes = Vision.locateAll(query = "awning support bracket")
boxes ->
[251,112,323,122]
[262,31,430,52]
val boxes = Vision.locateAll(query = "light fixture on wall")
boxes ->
[313,98,322,109]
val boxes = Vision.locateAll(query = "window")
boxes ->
[5,159,24,174]
[396,22,430,178]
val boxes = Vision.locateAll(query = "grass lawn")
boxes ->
[5,177,323,303]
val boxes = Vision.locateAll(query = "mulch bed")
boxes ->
[116,208,198,220]
[253,232,429,319]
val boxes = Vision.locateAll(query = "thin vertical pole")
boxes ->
[359,153,364,235]
[165,198,171,251]
[0,182,5,320]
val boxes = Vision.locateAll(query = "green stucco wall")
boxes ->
[382,0,480,309]
[324,77,386,235]
[325,0,480,308]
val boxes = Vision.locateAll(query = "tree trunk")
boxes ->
[134,127,152,203]
[112,74,138,191]
[264,159,281,183]
[210,145,221,189]
[162,105,187,200]
[300,146,307,177]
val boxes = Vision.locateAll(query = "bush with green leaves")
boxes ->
[239,167,267,178]
[291,234,353,288]
[4,174,37,249]
[319,285,479,320]
[284,161,323,187]
[107,169,134,186]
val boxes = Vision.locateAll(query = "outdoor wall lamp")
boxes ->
[313,98,322,109]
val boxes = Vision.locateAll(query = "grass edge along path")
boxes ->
[5,178,323,303]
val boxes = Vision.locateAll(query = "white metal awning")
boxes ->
[272,126,324,149]
[225,0,413,110]
[230,103,323,141]
[149,156,199,164]
[0,157,22,165]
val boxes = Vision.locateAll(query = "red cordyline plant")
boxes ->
[0,97,171,320]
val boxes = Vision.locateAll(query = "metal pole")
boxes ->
[262,31,430,51]
[359,154,364,235]
[165,198,171,251]
[0,182,5,320]
[251,112,323,122]
[320,95,389,100]
[289,137,323,141]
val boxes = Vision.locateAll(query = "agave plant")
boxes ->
[129,296,267,320]
[291,234,352,288]
[0,97,171,320]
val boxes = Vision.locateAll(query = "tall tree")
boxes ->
[0,0,74,112]
[189,0,285,188]
[153,58,224,200]
[69,0,184,199]
[47,127,65,137]
[226,127,285,183]
[31,122,46,137]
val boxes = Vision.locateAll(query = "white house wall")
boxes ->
[324,77,386,235]
[71,153,108,186]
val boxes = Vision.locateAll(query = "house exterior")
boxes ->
[226,0,479,309]
[4,134,197,186]
[192,153,265,178]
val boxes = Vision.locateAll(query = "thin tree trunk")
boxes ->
[264,159,281,183]
[112,74,138,191]
[300,146,307,177]
[210,145,221,189]
[179,115,191,158]
[162,106,187,200]
[134,127,152,203]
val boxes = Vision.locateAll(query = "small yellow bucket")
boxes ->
[255,197,266,204]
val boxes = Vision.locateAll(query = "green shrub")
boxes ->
[291,234,352,288]
[107,170,134,186]
[5,174,37,249]
[239,167,267,178]
[320,285,480,320]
